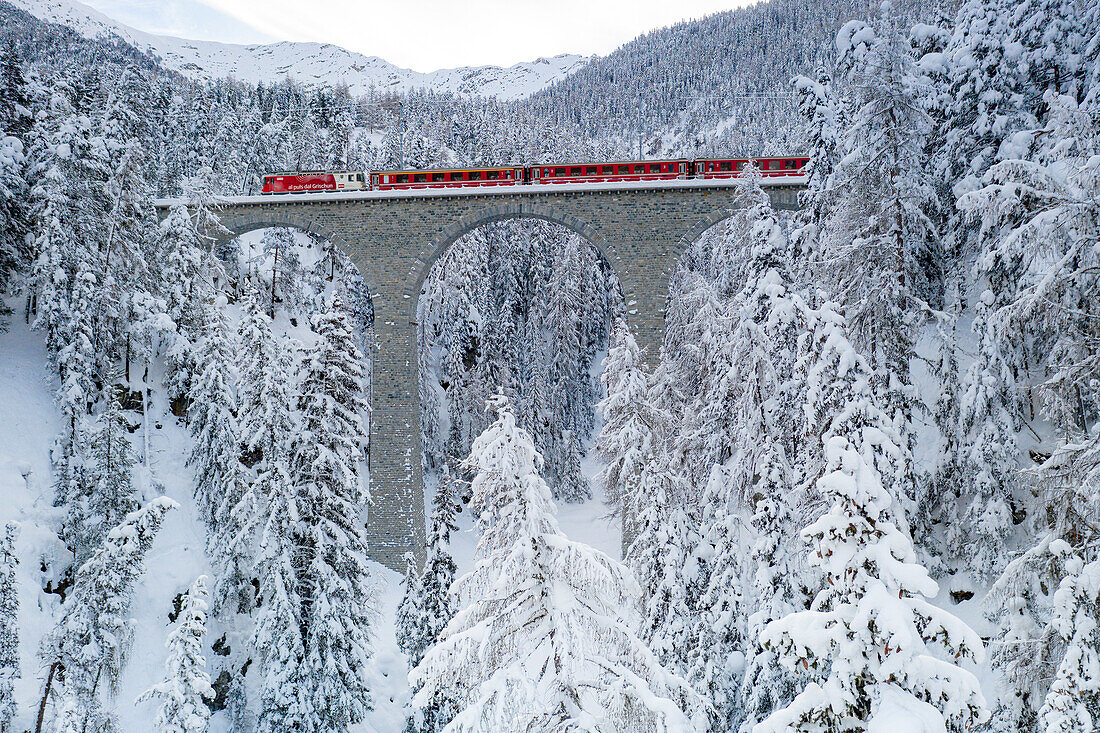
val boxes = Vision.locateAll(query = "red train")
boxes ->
[260,156,808,194]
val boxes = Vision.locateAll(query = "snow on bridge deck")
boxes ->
[153,174,807,208]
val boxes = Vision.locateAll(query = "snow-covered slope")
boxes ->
[7,0,589,100]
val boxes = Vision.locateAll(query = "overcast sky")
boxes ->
[81,0,751,72]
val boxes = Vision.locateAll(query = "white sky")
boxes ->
[81,0,754,72]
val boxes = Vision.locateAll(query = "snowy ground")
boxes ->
[0,256,621,730]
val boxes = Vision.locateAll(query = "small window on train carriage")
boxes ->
[396,174,409,183]
[432,172,445,182]
[469,171,482,180]
[414,173,427,183]
[719,162,732,171]
[555,167,567,176]
[571,167,582,176]
[586,166,597,175]
[601,166,611,174]
[634,165,644,173]
[487,170,500,179]
[618,165,629,174]
[734,161,744,170]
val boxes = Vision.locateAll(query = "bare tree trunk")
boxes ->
[35,660,59,733]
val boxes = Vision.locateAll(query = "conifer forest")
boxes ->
[1,0,1099,730]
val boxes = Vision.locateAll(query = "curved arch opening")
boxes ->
[416,217,627,555]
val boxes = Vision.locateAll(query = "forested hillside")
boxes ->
[1,0,1099,731]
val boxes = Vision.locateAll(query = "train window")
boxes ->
[585,166,597,175]
[617,165,627,174]
[414,173,427,183]
[571,167,582,176]
[785,159,796,169]
[396,174,409,183]
[719,162,732,171]
[632,165,642,173]
[600,166,610,174]
[432,172,445,182]
[734,161,744,170]
[469,171,482,180]
[555,167,567,176]
[487,170,500,180]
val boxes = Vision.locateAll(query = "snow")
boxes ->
[868,687,946,733]
[154,174,809,208]
[8,0,588,100]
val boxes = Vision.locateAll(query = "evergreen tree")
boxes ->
[0,524,18,733]
[64,386,139,567]
[251,337,308,733]
[288,292,375,733]
[594,326,662,516]
[412,394,704,732]
[756,302,987,732]
[187,302,239,527]
[257,227,302,317]
[137,575,215,733]
[405,468,460,733]
[42,498,178,733]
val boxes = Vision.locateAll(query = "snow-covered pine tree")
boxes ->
[951,290,1020,580]
[1039,536,1100,733]
[158,205,210,406]
[395,551,424,663]
[691,185,805,731]
[936,0,1032,259]
[790,68,843,269]
[404,467,461,733]
[816,8,940,541]
[101,139,157,380]
[0,523,17,732]
[0,129,28,323]
[258,227,302,318]
[593,325,662,517]
[958,91,1100,726]
[251,336,308,733]
[64,385,139,567]
[289,292,375,733]
[411,393,705,732]
[626,446,704,681]
[42,498,179,733]
[756,301,987,732]
[137,575,215,733]
[187,301,240,528]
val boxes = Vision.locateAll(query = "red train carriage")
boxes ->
[261,171,367,194]
[694,157,809,179]
[531,159,689,184]
[371,166,525,190]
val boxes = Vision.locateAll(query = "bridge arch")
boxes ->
[217,213,384,299]
[404,201,620,321]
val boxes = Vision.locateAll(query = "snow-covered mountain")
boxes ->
[6,0,589,99]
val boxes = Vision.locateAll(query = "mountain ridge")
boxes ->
[6,0,591,100]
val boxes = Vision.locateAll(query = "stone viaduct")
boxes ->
[155,178,804,571]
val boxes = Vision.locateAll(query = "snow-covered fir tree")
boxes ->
[0,524,17,733]
[593,326,662,517]
[625,447,705,681]
[63,385,138,567]
[251,336,307,733]
[757,301,987,732]
[42,498,178,733]
[412,393,705,731]
[287,292,375,733]
[187,300,240,528]
[690,180,806,731]
[137,575,215,733]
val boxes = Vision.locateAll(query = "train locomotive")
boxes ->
[261,156,808,194]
